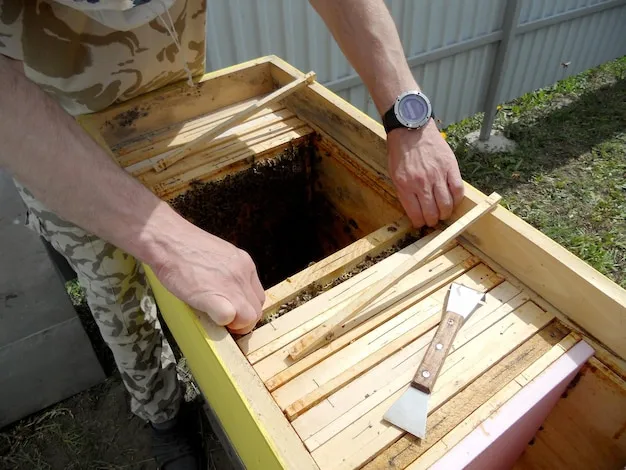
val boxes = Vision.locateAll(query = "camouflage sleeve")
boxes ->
[0,0,206,115]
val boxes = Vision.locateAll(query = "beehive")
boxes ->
[79,56,626,470]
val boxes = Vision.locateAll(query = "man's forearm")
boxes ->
[0,55,182,269]
[309,0,418,115]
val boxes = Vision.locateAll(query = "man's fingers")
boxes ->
[433,183,454,220]
[226,298,259,331]
[250,270,266,306]
[416,187,439,227]
[195,294,237,326]
[398,191,425,228]
[448,168,465,207]
[228,324,257,336]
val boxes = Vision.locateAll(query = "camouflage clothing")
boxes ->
[0,0,206,115]
[1,0,207,424]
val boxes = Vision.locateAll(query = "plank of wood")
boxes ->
[261,217,413,318]
[259,258,480,391]
[315,135,403,216]
[313,146,403,236]
[279,305,442,417]
[124,107,293,174]
[271,56,626,363]
[410,332,580,469]
[115,96,273,161]
[238,231,446,357]
[457,237,626,382]
[269,58,390,178]
[137,116,308,185]
[150,72,316,173]
[287,192,503,361]
[458,184,626,363]
[512,357,626,470]
[255,248,479,387]
[277,271,510,419]
[308,302,555,469]
[246,244,472,366]
[291,273,518,445]
[99,57,276,149]
[152,127,313,199]
[361,321,571,470]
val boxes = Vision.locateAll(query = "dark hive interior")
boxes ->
[169,141,362,289]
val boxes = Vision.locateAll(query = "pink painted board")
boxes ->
[430,340,594,470]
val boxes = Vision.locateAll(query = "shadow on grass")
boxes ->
[456,77,626,193]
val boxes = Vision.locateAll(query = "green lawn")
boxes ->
[445,56,626,288]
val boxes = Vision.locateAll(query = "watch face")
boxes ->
[395,92,431,128]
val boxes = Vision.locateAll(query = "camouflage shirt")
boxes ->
[0,0,206,115]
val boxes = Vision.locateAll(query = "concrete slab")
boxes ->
[0,170,104,427]
[466,130,518,153]
[0,317,105,428]
[0,172,77,345]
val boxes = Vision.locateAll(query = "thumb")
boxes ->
[191,293,237,326]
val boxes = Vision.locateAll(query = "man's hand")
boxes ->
[387,121,464,228]
[311,0,467,225]
[152,221,265,335]
[0,54,265,334]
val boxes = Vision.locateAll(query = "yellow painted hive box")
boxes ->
[79,56,626,470]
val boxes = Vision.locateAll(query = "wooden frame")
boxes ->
[78,56,626,470]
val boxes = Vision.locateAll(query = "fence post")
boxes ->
[479,0,522,141]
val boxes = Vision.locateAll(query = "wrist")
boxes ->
[373,75,420,117]
[134,201,191,270]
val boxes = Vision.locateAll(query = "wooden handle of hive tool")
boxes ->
[412,310,464,394]
[287,192,502,361]
[150,71,317,173]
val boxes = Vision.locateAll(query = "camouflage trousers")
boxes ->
[15,182,181,425]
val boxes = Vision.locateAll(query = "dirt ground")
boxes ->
[0,370,233,470]
[0,297,234,470]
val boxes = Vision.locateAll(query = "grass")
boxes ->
[444,55,626,287]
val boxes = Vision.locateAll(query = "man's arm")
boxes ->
[310,0,465,227]
[0,55,264,334]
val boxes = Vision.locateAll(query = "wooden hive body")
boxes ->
[79,56,626,470]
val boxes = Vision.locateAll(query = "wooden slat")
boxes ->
[115,97,274,161]
[245,243,469,366]
[255,247,479,386]
[362,321,571,470]
[137,115,308,185]
[261,217,413,318]
[282,278,517,420]
[457,237,626,381]
[272,268,510,419]
[291,267,513,446]
[122,106,292,171]
[238,231,445,357]
[261,257,481,391]
[100,57,275,149]
[151,72,316,173]
[410,332,581,469]
[152,127,313,199]
[313,147,403,236]
[308,302,555,470]
[287,193,502,361]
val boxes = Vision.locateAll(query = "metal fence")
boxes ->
[205,0,626,138]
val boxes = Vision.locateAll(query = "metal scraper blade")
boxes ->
[383,385,429,439]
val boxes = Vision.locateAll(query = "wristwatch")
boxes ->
[382,90,434,134]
